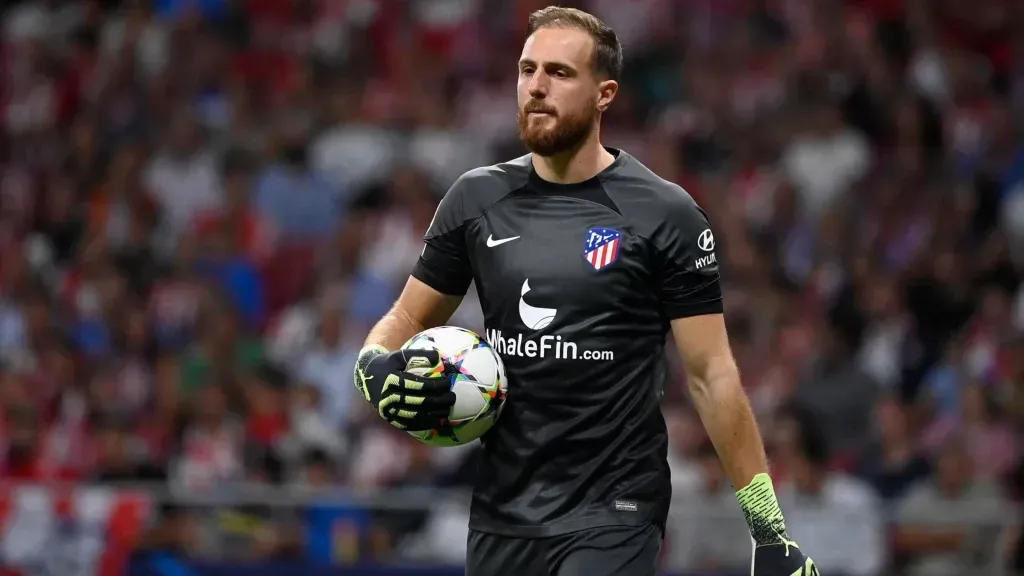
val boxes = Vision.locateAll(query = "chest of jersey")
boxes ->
[465,195,661,350]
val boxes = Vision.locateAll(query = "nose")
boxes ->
[528,72,548,99]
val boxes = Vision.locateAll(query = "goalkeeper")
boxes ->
[352,6,819,576]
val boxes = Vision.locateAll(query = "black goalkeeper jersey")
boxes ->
[411,148,723,537]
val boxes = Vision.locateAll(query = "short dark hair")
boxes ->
[527,6,623,81]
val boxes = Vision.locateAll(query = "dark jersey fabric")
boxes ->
[466,523,663,576]
[411,149,723,537]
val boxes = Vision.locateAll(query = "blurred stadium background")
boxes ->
[1,0,1022,575]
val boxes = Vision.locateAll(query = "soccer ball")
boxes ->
[401,326,508,446]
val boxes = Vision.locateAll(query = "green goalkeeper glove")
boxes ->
[354,345,455,431]
[737,473,819,576]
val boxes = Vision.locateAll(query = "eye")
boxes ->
[520,66,535,76]
[553,70,568,79]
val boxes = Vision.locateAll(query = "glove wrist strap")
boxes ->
[735,472,791,547]
[354,345,390,403]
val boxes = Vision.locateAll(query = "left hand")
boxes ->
[752,541,819,576]
[737,473,820,576]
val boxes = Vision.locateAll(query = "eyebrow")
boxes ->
[518,58,578,73]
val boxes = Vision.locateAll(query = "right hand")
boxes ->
[353,345,455,431]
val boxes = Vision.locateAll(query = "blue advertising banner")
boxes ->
[126,555,745,576]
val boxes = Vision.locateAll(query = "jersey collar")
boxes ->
[527,147,628,193]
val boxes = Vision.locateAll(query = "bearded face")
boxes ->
[517,94,597,157]
[516,26,617,158]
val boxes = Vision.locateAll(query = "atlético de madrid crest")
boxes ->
[583,227,621,270]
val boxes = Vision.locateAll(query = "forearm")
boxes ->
[687,357,788,547]
[355,281,461,408]
[686,356,768,489]
[364,305,428,352]
[355,306,427,403]
[673,316,816,569]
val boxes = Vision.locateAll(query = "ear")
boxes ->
[596,79,618,112]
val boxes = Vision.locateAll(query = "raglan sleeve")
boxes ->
[649,191,723,319]
[410,175,475,297]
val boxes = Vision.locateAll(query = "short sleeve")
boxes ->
[410,177,474,297]
[651,196,723,319]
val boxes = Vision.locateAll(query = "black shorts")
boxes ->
[466,522,663,576]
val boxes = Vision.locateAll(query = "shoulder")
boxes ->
[441,155,532,215]
[449,154,531,198]
[426,156,531,237]
[602,152,709,241]
[607,153,695,200]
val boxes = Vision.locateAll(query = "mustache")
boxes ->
[523,102,557,115]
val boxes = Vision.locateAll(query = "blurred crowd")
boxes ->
[1,0,1023,574]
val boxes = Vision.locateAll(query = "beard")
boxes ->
[517,99,596,157]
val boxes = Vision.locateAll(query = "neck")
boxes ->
[531,131,614,184]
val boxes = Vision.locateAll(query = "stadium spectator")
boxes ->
[295,288,362,432]
[777,405,886,576]
[921,381,1018,480]
[894,438,1011,576]
[144,109,224,253]
[856,396,932,501]
[664,440,752,573]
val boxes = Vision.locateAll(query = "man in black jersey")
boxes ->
[354,6,820,576]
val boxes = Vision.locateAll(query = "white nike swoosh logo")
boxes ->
[486,234,520,248]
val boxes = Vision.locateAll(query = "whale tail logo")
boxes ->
[518,279,557,330]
